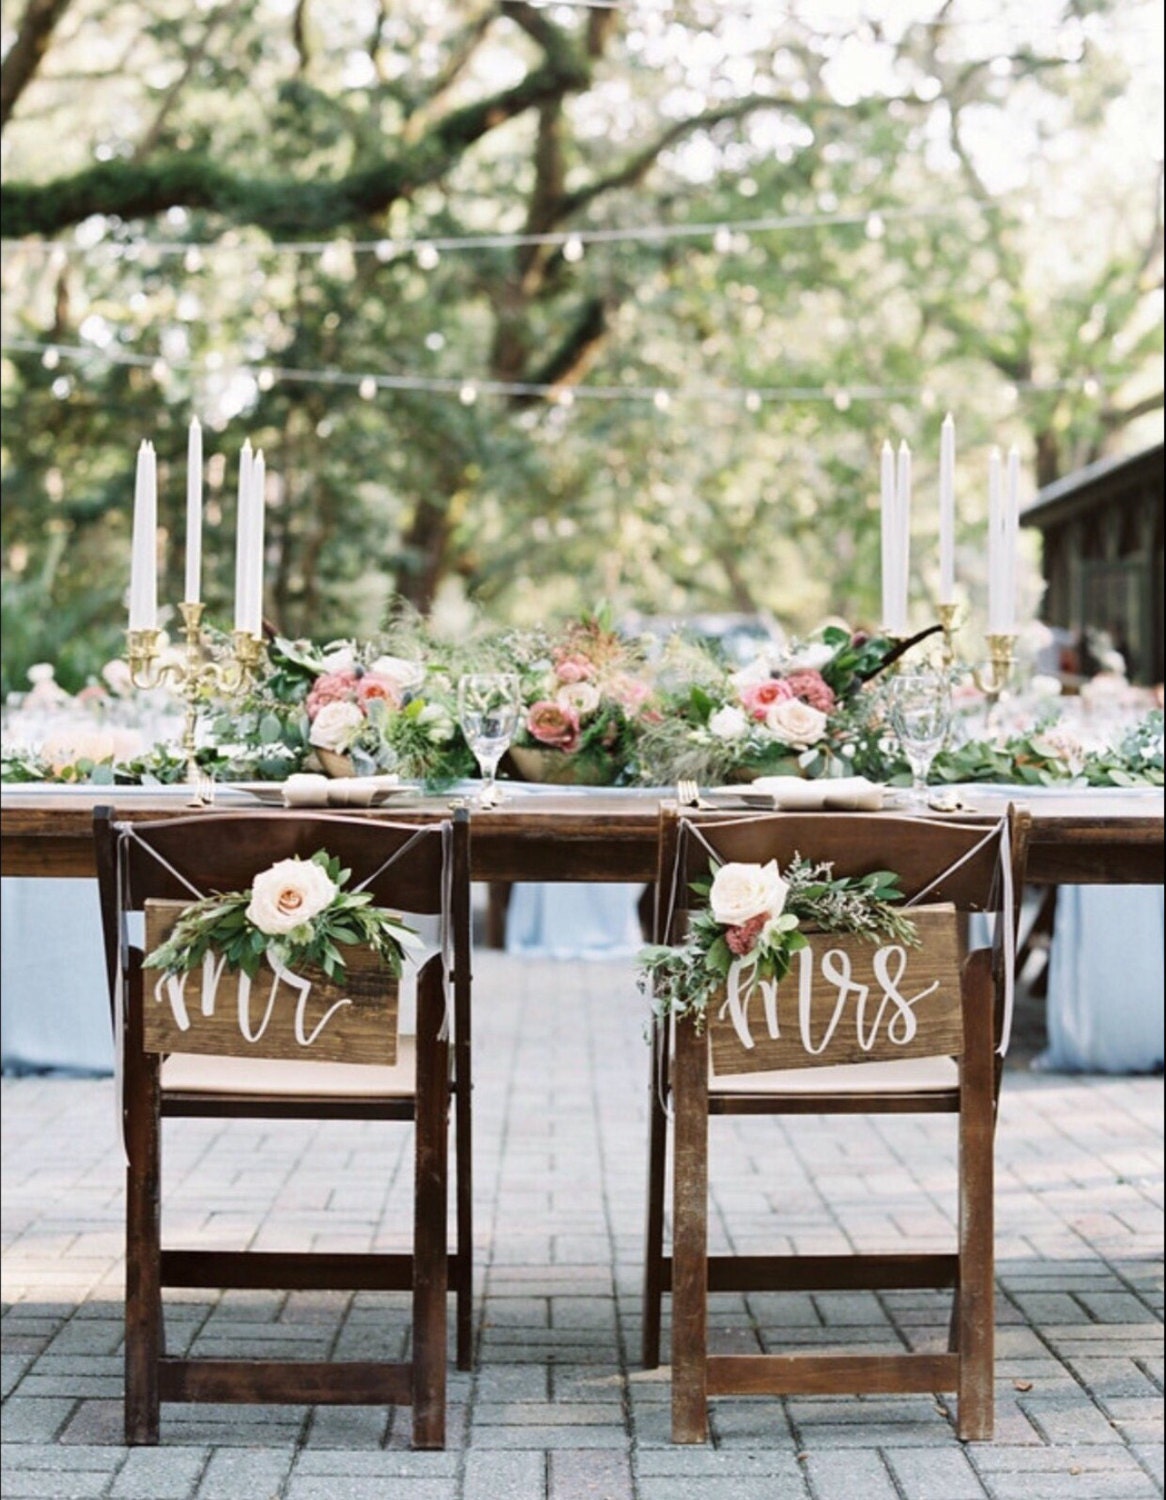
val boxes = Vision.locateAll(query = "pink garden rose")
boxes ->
[355,672,403,710]
[527,700,581,752]
[783,669,836,715]
[306,669,360,718]
[739,677,794,722]
[607,672,651,713]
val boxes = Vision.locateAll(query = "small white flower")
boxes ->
[708,704,749,740]
[764,698,829,748]
[709,860,789,927]
[246,858,338,936]
[309,699,366,752]
[783,641,836,673]
[368,654,426,693]
[729,648,785,691]
[101,659,135,696]
[318,645,357,674]
[417,702,455,742]
[1029,674,1063,700]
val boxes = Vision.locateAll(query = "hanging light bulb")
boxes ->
[652,389,671,412]
[416,243,441,270]
[744,390,762,413]
[713,225,734,255]
[563,235,585,263]
[374,239,397,262]
[359,376,377,400]
[459,381,478,405]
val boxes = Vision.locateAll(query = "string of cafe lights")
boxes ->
[0,337,1108,412]
[0,205,962,265]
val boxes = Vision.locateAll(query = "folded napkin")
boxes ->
[282,773,401,808]
[747,774,885,811]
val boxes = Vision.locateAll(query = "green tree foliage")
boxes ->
[1,0,1162,694]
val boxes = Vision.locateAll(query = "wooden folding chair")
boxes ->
[642,803,1030,1442]
[93,807,471,1449]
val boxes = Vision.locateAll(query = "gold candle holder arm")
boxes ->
[971,631,1018,729]
[936,603,960,672]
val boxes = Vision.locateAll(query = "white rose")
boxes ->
[709,860,789,927]
[765,697,829,748]
[784,641,836,673]
[729,649,784,691]
[708,704,749,741]
[308,699,366,751]
[1028,674,1063,700]
[368,654,426,693]
[556,681,602,718]
[246,858,338,936]
[101,659,135,696]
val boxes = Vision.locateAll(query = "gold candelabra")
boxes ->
[936,602,960,671]
[127,602,264,804]
[971,631,1019,724]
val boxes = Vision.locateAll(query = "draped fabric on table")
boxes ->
[505,882,645,960]
[1034,885,1165,1075]
[1,878,114,1075]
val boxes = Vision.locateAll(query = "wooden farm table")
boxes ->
[1,785,1163,887]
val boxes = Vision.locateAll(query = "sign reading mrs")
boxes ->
[709,905,963,1077]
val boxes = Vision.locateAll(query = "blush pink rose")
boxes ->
[739,678,794,722]
[306,669,360,719]
[356,672,403,709]
[607,673,651,713]
[527,700,581,752]
[553,653,597,684]
[783,669,836,714]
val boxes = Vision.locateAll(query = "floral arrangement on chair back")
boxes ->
[502,609,654,786]
[634,623,903,787]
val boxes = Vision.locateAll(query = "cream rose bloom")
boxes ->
[783,641,836,673]
[246,858,338,936]
[708,704,749,740]
[308,699,365,751]
[556,681,602,718]
[765,697,829,748]
[368,654,426,693]
[318,645,357,674]
[709,860,789,928]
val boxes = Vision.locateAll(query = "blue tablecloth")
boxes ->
[1034,885,1164,1075]
[1,878,113,1075]
[505,882,645,960]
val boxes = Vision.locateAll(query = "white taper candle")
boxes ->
[128,441,157,631]
[233,440,254,634]
[184,418,203,604]
[987,446,1003,632]
[248,449,266,638]
[880,440,896,634]
[938,413,956,605]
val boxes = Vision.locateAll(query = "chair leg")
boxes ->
[957,949,996,1442]
[670,1015,709,1444]
[411,977,449,1450]
[124,1053,162,1446]
[641,1017,669,1370]
[454,1073,473,1372]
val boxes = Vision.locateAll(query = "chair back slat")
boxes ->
[109,811,448,914]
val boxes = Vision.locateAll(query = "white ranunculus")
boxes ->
[708,704,749,740]
[784,641,836,673]
[729,648,785,691]
[246,858,338,936]
[765,697,829,748]
[709,860,789,928]
[556,681,602,718]
[308,699,366,751]
[1028,674,1063,699]
[368,654,426,693]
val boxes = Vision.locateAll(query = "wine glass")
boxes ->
[889,671,952,807]
[457,673,521,806]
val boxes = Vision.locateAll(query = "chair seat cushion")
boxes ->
[710,1054,959,1094]
[161,1037,417,1097]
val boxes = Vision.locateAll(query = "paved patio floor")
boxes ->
[2,949,1162,1500]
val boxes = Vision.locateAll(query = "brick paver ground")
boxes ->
[2,947,1162,1499]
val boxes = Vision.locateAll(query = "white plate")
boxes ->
[942,782,1163,801]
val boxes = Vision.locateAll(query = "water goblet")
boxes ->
[457,673,521,807]
[889,671,952,808]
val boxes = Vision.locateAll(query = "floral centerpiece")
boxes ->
[638,853,917,1029]
[144,850,420,984]
[500,610,654,786]
[634,623,907,787]
[215,632,471,787]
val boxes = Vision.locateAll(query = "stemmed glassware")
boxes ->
[889,670,952,808]
[456,673,521,806]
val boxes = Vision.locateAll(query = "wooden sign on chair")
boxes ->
[708,903,963,1076]
[143,900,399,1065]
